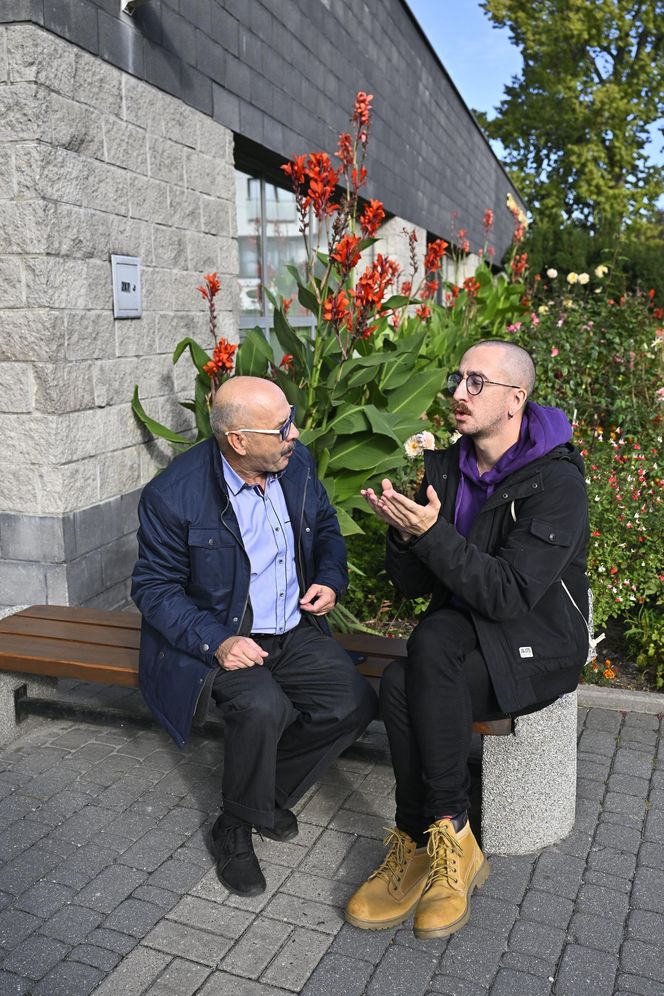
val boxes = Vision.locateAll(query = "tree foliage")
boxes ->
[478,0,664,236]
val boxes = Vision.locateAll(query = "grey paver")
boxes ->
[330,921,397,961]
[366,944,437,995]
[262,893,343,935]
[261,926,333,991]
[615,973,664,996]
[576,882,630,918]
[631,866,664,913]
[68,942,122,970]
[116,829,186,872]
[222,916,292,979]
[167,895,254,938]
[621,938,664,983]
[143,956,211,995]
[428,975,490,996]
[40,903,104,943]
[507,919,566,964]
[0,908,41,950]
[518,889,574,929]
[300,951,373,996]
[30,960,104,996]
[438,925,507,986]
[197,974,291,995]
[91,944,172,995]
[2,933,69,980]
[555,943,618,996]
[75,864,147,913]
[626,908,664,945]
[104,897,166,938]
[530,850,585,901]
[568,910,626,952]
[143,918,234,966]
[0,971,33,994]
[489,968,552,996]
[14,879,75,917]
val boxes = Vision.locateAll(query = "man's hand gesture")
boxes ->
[361,478,440,541]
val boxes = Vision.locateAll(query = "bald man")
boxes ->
[346,340,589,940]
[132,377,376,896]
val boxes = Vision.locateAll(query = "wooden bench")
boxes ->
[0,605,512,737]
[0,605,577,855]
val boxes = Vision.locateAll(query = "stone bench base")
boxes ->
[481,691,577,854]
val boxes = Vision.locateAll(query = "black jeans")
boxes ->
[380,608,504,841]
[210,619,377,827]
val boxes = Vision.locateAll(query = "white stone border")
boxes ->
[577,684,664,715]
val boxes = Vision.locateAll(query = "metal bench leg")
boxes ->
[0,672,58,748]
[480,690,577,854]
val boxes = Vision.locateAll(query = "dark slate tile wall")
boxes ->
[3,0,524,254]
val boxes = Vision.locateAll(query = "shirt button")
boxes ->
[208,538,214,546]
[532,482,538,489]
[279,593,284,598]
[232,616,239,623]
[305,527,311,533]
[201,643,210,652]
[278,558,283,564]
[502,492,509,499]
[549,532,555,541]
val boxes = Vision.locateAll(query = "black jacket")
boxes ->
[386,440,590,714]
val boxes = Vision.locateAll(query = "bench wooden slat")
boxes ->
[0,614,140,650]
[0,633,139,686]
[0,606,513,735]
[5,605,141,630]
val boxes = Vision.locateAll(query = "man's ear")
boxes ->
[224,431,247,457]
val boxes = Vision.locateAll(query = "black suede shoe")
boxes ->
[209,815,266,896]
[255,807,299,842]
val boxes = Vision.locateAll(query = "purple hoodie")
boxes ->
[453,402,572,539]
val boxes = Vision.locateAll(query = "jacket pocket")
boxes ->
[528,519,573,547]
[187,527,235,549]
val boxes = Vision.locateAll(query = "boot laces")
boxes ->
[423,821,463,893]
[369,826,411,884]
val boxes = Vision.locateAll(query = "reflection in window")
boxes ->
[235,169,314,333]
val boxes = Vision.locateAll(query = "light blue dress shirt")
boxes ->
[221,454,301,634]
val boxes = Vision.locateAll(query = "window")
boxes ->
[235,169,316,340]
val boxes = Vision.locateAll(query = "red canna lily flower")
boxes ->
[204,336,237,377]
[304,152,339,218]
[360,199,385,237]
[335,132,353,170]
[196,272,221,301]
[279,353,294,370]
[424,239,448,274]
[331,234,362,273]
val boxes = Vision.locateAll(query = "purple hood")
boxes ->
[454,402,572,538]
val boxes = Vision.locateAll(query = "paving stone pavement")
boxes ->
[0,700,661,995]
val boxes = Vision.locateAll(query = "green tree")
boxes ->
[478,0,664,236]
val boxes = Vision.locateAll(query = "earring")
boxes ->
[507,411,514,419]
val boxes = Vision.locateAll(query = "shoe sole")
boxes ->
[254,824,299,842]
[413,858,491,940]
[345,889,426,931]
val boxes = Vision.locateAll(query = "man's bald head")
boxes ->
[463,340,536,397]
[210,377,286,443]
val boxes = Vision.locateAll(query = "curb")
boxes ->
[577,684,664,716]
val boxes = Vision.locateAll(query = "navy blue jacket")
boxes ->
[131,438,348,746]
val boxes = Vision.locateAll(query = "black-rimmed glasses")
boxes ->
[447,372,521,396]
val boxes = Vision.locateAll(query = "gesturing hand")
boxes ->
[361,478,440,540]
[215,636,269,670]
[300,583,337,616]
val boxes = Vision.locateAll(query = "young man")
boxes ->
[132,376,376,897]
[346,340,589,939]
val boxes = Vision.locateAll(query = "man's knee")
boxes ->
[379,657,407,714]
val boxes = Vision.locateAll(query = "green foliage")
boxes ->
[511,284,662,433]
[479,0,664,235]
[624,606,664,688]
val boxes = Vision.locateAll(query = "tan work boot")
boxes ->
[413,818,490,939]
[345,826,430,930]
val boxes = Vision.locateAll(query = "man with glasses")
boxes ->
[346,339,589,940]
[133,376,377,897]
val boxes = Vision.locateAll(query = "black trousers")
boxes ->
[380,608,504,841]
[210,618,377,827]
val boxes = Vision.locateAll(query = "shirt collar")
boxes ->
[220,451,284,495]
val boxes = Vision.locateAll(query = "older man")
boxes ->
[132,376,376,896]
[346,340,589,939]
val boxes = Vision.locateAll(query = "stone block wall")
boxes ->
[0,23,238,610]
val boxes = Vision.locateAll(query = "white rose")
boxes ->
[566,272,578,284]
[578,272,590,285]
[546,268,558,279]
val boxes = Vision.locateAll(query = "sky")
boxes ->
[407,0,663,171]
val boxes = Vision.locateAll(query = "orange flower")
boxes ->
[463,276,481,298]
[281,154,307,188]
[353,91,373,143]
[604,666,616,680]
[415,304,431,321]
[421,276,440,300]
[323,290,351,329]
[203,336,237,376]
[424,239,448,274]
[483,209,494,231]
[335,132,353,170]
[282,295,294,314]
[305,152,339,218]
[279,353,294,370]
[360,199,385,237]
[331,234,362,273]
[196,272,221,301]
[511,252,529,279]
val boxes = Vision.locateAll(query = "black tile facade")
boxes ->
[4,0,524,254]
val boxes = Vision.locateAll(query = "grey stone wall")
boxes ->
[0,0,525,256]
[0,23,237,609]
